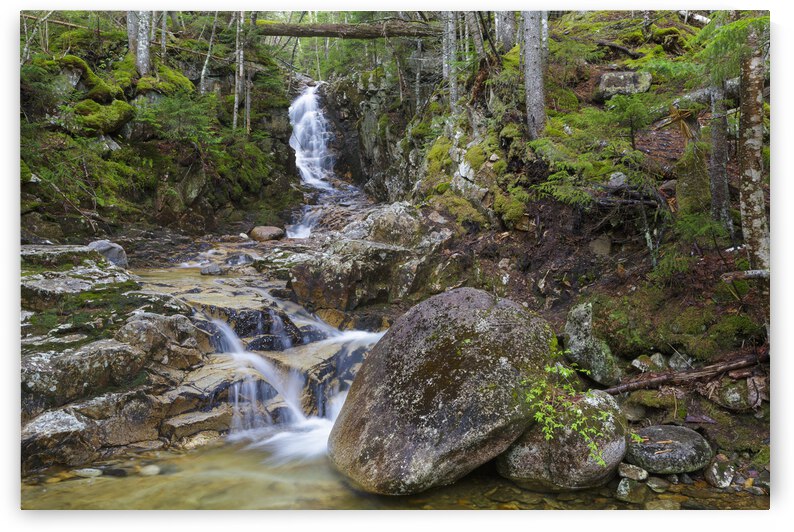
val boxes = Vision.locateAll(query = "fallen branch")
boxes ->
[678,10,711,28]
[720,269,770,282]
[602,349,769,396]
[594,39,644,59]
[252,20,441,39]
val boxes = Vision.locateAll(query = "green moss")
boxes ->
[430,192,487,228]
[499,123,522,140]
[707,315,765,350]
[21,160,32,183]
[138,63,195,95]
[112,53,138,90]
[676,142,711,215]
[627,389,687,422]
[751,445,770,468]
[494,190,526,228]
[493,159,508,175]
[434,182,451,194]
[464,145,487,170]
[72,99,135,135]
[58,55,122,103]
[502,45,521,71]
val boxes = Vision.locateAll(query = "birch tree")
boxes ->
[127,11,138,55]
[232,11,244,131]
[738,25,769,271]
[522,11,545,139]
[199,11,219,95]
[161,11,168,59]
[443,11,458,112]
[135,11,151,76]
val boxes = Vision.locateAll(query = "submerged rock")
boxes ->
[564,303,623,386]
[495,390,628,491]
[625,425,713,474]
[328,288,554,495]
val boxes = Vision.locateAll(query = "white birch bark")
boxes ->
[522,11,544,139]
[135,11,151,76]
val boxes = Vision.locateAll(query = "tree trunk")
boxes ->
[245,67,252,136]
[127,11,138,54]
[135,11,151,76]
[495,11,516,51]
[709,84,734,240]
[738,27,770,271]
[465,12,485,60]
[247,20,441,38]
[169,12,179,31]
[199,12,218,95]
[445,12,459,112]
[541,11,549,66]
[160,11,167,58]
[522,11,545,140]
[232,11,244,131]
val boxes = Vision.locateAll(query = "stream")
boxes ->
[20,84,769,511]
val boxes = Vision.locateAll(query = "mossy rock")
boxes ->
[625,389,686,423]
[429,192,487,229]
[675,142,711,215]
[72,99,135,136]
[464,145,487,170]
[137,63,195,95]
[21,160,32,183]
[58,55,122,103]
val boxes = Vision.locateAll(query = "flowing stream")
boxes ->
[20,83,770,511]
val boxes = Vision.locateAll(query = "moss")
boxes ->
[751,445,770,468]
[502,44,521,72]
[627,389,687,423]
[21,160,32,183]
[430,192,487,228]
[112,52,138,90]
[676,142,711,215]
[493,159,508,176]
[72,99,135,135]
[435,182,451,195]
[707,315,765,350]
[549,86,580,112]
[58,55,122,103]
[499,122,523,140]
[465,145,487,170]
[138,63,195,95]
[494,191,525,227]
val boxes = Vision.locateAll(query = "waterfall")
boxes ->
[288,84,334,191]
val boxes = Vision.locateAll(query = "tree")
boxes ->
[199,11,219,95]
[135,10,151,76]
[464,12,485,60]
[127,11,138,55]
[443,11,459,112]
[495,11,516,51]
[232,11,244,130]
[609,94,652,151]
[701,14,770,270]
[522,11,544,140]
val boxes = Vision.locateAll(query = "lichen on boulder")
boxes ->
[327,287,555,495]
[564,302,624,386]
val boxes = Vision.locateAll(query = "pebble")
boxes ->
[73,468,103,478]
[616,478,649,504]
[666,474,679,484]
[647,477,671,493]
[139,465,161,477]
[680,473,694,485]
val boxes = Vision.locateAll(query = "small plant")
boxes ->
[521,342,610,467]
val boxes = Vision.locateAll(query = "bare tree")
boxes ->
[232,11,244,130]
[199,11,219,95]
[444,12,459,112]
[738,26,769,271]
[522,11,545,139]
[127,11,138,54]
[464,12,485,60]
[495,11,516,51]
[160,11,167,58]
[541,11,549,65]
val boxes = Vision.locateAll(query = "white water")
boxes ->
[215,318,384,464]
[286,85,337,239]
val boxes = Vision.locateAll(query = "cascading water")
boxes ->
[287,84,334,239]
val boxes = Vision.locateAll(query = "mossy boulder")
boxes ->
[495,390,628,491]
[595,71,652,101]
[625,425,713,474]
[137,63,195,95]
[72,99,135,136]
[58,55,122,103]
[328,288,555,495]
[564,302,624,386]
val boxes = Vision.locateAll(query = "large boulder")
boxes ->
[249,226,285,242]
[564,303,624,386]
[625,425,713,474]
[495,390,628,491]
[327,288,555,495]
[115,312,213,369]
[595,71,652,101]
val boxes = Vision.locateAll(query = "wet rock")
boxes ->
[341,201,423,248]
[70,389,164,446]
[328,288,555,495]
[618,462,648,481]
[21,244,101,268]
[22,409,100,473]
[73,468,103,478]
[162,404,234,440]
[225,253,254,266]
[625,425,713,474]
[87,239,129,268]
[668,351,694,370]
[192,304,302,345]
[595,71,652,101]
[116,312,212,369]
[249,226,285,242]
[702,376,765,412]
[646,476,671,493]
[645,499,681,510]
[496,390,628,491]
[138,464,161,477]
[615,478,649,504]
[200,263,224,275]
[22,339,148,408]
[564,303,623,386]
[705,454,735,488]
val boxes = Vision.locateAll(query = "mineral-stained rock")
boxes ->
[564,303,623,386]
[495,390,628,491]
[249,226,285,242]
[162,404,234,440]
[625,425,713,474]
[328,288,554,495]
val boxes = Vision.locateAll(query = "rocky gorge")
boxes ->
[19,10,771,511]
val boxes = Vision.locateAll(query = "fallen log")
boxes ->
[602,348,769,396]
[720,269,770,282]
[253,20,441,39]
[594,39,644,59]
